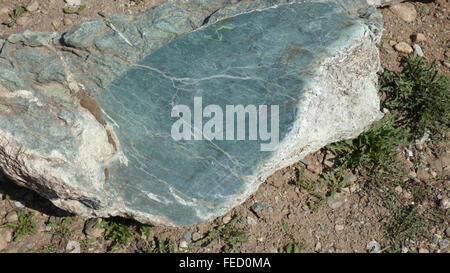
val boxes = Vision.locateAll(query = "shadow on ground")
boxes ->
[0,171,71,217]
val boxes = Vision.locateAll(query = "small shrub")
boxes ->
[1,210,36,241]
[198,217,248,252]
[380,56,450,139]
[101,219,136,250]
[384,205,428,247]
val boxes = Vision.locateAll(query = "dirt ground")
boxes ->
[0,0,449,253]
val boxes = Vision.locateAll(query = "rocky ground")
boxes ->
[0,0,449,253]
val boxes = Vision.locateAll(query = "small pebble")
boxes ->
[408,170,417,178]
[335,224,344,232]
[413,44,424,57]
[403,191,413,200]
[5,211,18,223]
[366,241,381,253]
[438,239,449,249]
[0,7,9,16]
[412,33,427,43]
[14,201,25,208]
[418,248,429,253]
[315,242,322,252]
[179,240,189,250]
[65,0,82,6]
[0,229,13,251]
[192,232,202,242]
[327,194,346,210]
[63,18,73,26]
[183,232,192,242]
[247,216,257,226]
[324,160,334,168]
[389,3,417,23]
[251,202,268,212]
[66,240,81,253]
[222,215,231,224]
[394,42,414,54]
[26,1,40,12]
[349,184,359,193]
[440,198,450,210]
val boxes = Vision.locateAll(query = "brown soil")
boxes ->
[0,0,449,253]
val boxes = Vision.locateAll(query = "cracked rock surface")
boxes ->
[0,0,384,226]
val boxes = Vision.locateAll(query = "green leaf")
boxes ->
[63,4,87,15]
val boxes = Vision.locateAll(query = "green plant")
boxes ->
[380,55,450,139]
[198,217,248,252]
[1,210,36,241]
[283,223,305,253]
[328,115,409,173]
[297,167,351,211]
[47,217,79,244]
[101,219,136,250]
[139,237,174,253]
[384,205,428,247]
[139,225,153,239]
[2,6,26,27]
[38,244,59,253]
[297,168,314,192]
[63,4,87,15]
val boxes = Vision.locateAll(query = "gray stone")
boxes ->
[4,211,18,223]
[389,3,417,22]
[0,0,384,226]
[179,240,189,250]
[0,229,13,251]
[335,224,345,232]
[65,0,82,6]
[438,239,449,250]
[440,198,450,210]
[247,216,258,226]
[412,33,427,43]
[14,201,25,209]
[192,232,202,242]
[26,1,40,12]
[413,44,424,57]
[183,231,192,242]
[394,42,414,54]
[327,194,347,209]
[367,241,381,253]
[251,202,268,213]
[66,240,81,253]
[222,215,232,224]
[418,248,429,253]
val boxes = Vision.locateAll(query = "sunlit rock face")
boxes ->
[0,0,384,226]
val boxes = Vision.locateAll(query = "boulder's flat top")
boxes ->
[98,2,370,225]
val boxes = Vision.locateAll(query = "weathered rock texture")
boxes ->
[0,0,385,226]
